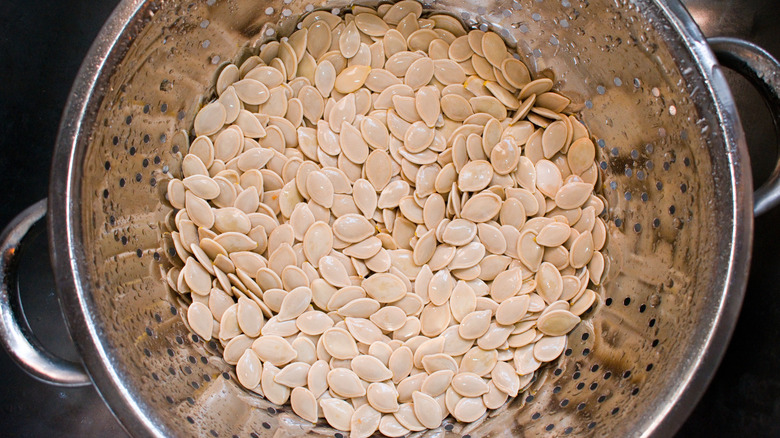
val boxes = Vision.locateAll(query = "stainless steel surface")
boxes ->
[708,37,780,216]
[1,0,777,436]
[0,199,91,387]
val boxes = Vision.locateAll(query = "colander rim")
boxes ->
[46,0,754,437]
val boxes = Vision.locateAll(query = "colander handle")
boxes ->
[709,37,780,216]
[0,199,91,387]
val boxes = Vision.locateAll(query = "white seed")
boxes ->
[351,354,393,382]
[315,60,337,97]
[536,262,564,304]
[303,221,333,267]
[556,181,594,210]
[291,387,318,423]
[491,361,520,396]
[458,310,492,340]
[320,255,351,287]
[452,372,489,397]
[370,305,408,331]
[327,367,366,397]
[368,382,401,413]
[477,322,513,350]
[345,317,385,345]
[335,65,371,94]
[458,160,494,192]
[291,337,317,365]
[274,361,311,387]
[236,349,263,389]
[428,268,454,306]
[333,214,375,242]
[441,220,478,248]
[389,346,414,383]
[252,335,296,366]
[194,101,226,136]
[338,298,380,318]
[460,346,498,376]
[183,258,212,296]
[490,267,523,302]
[453,396,487,423]
[187,302,213,341]
[296,310,334,335]
[483,380,508,409]
[168,6,608,429]
[322,327,359,359]
[412,391,442,429]
[533,335,567,362]
[536,221,571,247]
[277,286,312,321]
[420,303,452,337]
[460,192,502,222]
[379,414,410,437]
[513,343,541,375]
[568,138,596,175]
[237,296,264,337]
[340,121,370,164]
[262,364,291,405]
[320,398,354,431]
[495,295,530,325]
[351,404,382,438]
[362,273,407,303]
[308,360,330,398]
[537,309,581,336]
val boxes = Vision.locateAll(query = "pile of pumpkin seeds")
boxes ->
[163,1,606,435]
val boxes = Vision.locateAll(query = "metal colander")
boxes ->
[2,0,780,437]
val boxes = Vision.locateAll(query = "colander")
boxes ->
[2,0,780,436]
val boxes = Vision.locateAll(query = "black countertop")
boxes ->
[0,0,778,436]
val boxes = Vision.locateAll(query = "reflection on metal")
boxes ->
[709,37,780,216]
[7,0,770,436]
[0,199,90,387]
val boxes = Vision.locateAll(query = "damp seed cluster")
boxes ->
[164,2,607,436]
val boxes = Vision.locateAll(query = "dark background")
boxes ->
[0,0,778,436]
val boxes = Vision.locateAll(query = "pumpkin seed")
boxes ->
[167,6,608,431]
[533,335,567,362]
[420,369,455,397]
[453,396,487,422]
[321,398,355,431]
[412,391,442,429]
[291,387,318,423]
[322,327,360,359]
[351,404,382,438]
[452,372,489,397]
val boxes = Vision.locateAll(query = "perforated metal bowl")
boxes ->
[2,0,780,436]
